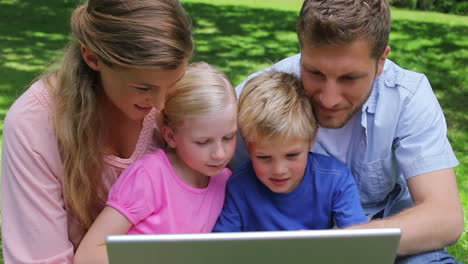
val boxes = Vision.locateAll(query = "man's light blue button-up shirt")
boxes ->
[233,54,459,219]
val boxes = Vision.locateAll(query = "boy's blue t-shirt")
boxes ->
[213,152,367,232]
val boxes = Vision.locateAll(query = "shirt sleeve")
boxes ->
[212,178,242,232]
[394,74,458,178]
[332,168,368,228]
[106,162,156,225]
[1,96,74,263]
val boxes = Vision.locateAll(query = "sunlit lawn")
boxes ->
[0,0,466,262]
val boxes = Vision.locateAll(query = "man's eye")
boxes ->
[343,76,358,81]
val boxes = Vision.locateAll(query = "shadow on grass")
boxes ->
[1,1,465,140]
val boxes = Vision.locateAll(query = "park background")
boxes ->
[0,0,466,262]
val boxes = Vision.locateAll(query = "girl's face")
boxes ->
[99,63,187,121]
[165,104,238,180]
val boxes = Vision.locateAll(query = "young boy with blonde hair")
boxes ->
[214,71,367,231]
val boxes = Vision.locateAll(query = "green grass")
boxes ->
[0,0,466,262]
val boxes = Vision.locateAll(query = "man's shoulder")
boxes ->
[307,152,350,175]
[235,54,302,97]
[379,59,427,93]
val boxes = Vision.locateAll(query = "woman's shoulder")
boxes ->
[5,79,53,126]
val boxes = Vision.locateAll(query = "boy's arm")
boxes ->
[74,206,133,264]
[347,168,463,256]
[332,168,368,228]
[212,182,243,232]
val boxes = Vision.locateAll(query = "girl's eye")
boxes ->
[286,153,299,158]
[133,86,151,92]
[256,156,270,160]
[195,140,208,145]
[223,135,234,141]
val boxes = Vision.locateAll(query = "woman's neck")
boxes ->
[166,150,210,189]
[99,97,143,159]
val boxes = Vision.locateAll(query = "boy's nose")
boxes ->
[271,161,287,175]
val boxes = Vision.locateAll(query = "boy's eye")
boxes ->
[286,153,299,158]
[256,155,270,160]
[223,135,234,141]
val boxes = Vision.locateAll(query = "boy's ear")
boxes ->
[162,125,177,149]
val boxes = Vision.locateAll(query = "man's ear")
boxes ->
[376,45,391,77]
[81,45,100,71]
[162,125,177,149]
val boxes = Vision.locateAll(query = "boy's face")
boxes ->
[247,136,311,193]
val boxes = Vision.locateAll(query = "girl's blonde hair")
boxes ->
[238,71,317,143]
[50,0,193,230]
[163,62,236,129]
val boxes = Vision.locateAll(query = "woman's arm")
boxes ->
[1,88,75,263]
[74,206,132,264]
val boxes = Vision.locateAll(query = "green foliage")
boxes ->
[390,0,468,14]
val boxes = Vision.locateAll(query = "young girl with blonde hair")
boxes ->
[74,62,238,263]
[1,0,193,262]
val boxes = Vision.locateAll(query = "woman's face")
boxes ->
[98,62,187,121]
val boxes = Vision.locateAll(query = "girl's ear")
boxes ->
[162,125,177,149]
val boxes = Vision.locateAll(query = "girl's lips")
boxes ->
[207,163,225,169]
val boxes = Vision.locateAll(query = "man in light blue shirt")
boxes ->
[233,0,463,263]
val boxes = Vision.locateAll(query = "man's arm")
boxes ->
[349,168,464,256]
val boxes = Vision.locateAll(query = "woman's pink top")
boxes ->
[1,80,159,263]
[107,149,230,234]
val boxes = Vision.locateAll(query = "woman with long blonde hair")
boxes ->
[1,0,193,262]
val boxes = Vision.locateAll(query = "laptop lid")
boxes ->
[106,228,401,264]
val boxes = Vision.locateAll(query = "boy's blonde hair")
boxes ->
[238,71,316,143]
[164,62,236,128]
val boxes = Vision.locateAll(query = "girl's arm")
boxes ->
[74,206,133,264]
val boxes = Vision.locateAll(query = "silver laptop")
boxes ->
[106,228,401,264]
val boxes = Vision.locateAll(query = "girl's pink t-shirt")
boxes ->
[1,80,159,263]
[107,149,231,234]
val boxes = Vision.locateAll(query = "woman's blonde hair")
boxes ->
[163,62,236,129]
[238,71,317,143]
[50,0,193,230]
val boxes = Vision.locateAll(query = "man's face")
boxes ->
[300,39,389,128]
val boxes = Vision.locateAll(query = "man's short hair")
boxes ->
[297,0,390,59]
[238,71,317,143]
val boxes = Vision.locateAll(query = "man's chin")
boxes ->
[317,117,347,129]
